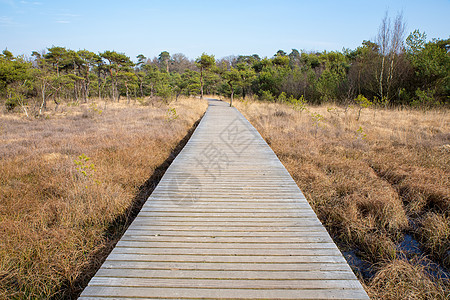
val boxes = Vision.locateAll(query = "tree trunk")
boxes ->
[74,81,78,102]
[53,97,60,111]
[39,81,47,115]
[126,82,130,104]
[84,69,90,103]
[19,101,29,117]
[81,80,86,103]
[386,54,395,102]
[379,55,385,98]
[73,61,78,102]
[229,81,233,107]
[115,73,119,102]
[98,68,102,99]
[358,68,361,95]
[109,69,115,101]
[200,67,204,99]
[85,80,90,103]
[357,107,362,121]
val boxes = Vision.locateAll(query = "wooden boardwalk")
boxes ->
[80,99,369,299]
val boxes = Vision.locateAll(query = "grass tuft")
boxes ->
[367,259,449,299]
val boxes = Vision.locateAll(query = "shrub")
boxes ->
[277,92,288,103]
[259,90,275,102]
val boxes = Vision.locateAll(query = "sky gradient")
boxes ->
[1,0,449,61]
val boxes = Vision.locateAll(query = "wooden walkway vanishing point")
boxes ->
[80,99,369,299]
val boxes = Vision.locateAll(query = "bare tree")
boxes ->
[387,13,406,97]
[376,11,406,104]
[376,12,390,100]
[170,53,194,73]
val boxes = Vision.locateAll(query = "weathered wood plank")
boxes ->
[129,220,324,227]
[88,277,364,289]
[119,236,334,243]
[80,286,369,299]
[116,240,338,249]
[126,225,327,232]
[122,229,328,237]
[110,247,342,256]
[94,269,357,280]
[137,211,317,217]
[139,208,311,212]
[105,253,348,264]
[101,261,353,271]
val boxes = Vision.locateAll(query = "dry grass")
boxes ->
[0,97,207,299]
[234,98,449,299]
[367,259,448,299]
[418,212,450,270]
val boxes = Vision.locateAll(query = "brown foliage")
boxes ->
[235,98,449,298]
[368,259,448,299]
[0,98,207,298]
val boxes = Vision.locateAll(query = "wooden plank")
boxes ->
[142,203,312,209]
[94,269,357,280]
[101,261,353,272]
[134,216,319,221]
[148,194,308,199]
[144,198,308,202]
[119,236,334,243]
[80,99,369,299]
[122,229,328,237]
[126,225,326,232]
[130,220,324,227]
[110,247,342,256]
[136,211,317,217]
[105,253,348,264]
[139,208,311,212]
[80,286,369,299]
[116,241,338,249]
[88,277,364,289]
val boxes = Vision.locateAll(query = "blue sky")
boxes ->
[1,0,449,61]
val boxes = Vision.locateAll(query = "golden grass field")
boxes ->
[232,97,449,299]
[0,97,207,298]
[0,95,449,299]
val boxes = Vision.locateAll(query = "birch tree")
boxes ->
[376,11,406,104]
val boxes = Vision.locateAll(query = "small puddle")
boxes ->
[343,234,449,281]
[342,250,375,279]
[422,260,450,280]
[397,233,450,280]
[397,233,422,257]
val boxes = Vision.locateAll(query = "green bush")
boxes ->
[277,92,288,103]
[411,88,441,108]
[260,90,275,102]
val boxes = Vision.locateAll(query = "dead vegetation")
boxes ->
[0,97,207,298]
[234,98,449,299]
[1,94,448,299]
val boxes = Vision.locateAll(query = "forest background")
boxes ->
[1,12,448,114]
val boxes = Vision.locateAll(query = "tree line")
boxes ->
[1,14,448,115]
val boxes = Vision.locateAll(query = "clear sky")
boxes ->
[1,0,449,61]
